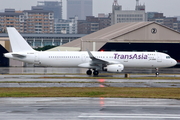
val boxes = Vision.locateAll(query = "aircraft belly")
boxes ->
[122,60,155,68]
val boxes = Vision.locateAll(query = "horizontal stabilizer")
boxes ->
[12,53,26,58]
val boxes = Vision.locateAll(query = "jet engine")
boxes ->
[106,64,124,72]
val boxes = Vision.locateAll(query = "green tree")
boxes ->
[34,45,57,51]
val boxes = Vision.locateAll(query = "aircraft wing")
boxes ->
[87,50,120,70]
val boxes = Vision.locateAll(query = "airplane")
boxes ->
[4,27,177,76]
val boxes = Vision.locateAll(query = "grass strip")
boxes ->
[0,87,179,99]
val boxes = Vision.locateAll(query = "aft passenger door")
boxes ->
[34,53,40,64]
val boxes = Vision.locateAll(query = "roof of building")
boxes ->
[0,33,86,39]
[23,10,53,13]
[0,12,23,15]
[47,46,80,51]
[62,21,180,48]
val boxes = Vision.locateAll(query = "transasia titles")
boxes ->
[114,53,148,59]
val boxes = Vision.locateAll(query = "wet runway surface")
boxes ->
[0,79,180,88]
[0,67,180,74]
[0,67,180,119]
[0,75,180,88]
[0,74,180,88]
[0,97,180,120]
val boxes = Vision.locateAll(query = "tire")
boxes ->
[93,70,99,76]
[86,69,92,75]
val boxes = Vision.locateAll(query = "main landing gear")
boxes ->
[86,69,99,76]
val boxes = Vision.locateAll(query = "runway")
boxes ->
[0,67,180,74]
[0,74,180,88]
[0,67,180,119]
[0,97,180,120]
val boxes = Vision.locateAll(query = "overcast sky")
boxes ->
[0,0,180,19]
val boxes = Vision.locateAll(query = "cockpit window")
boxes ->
[166,56,171,59]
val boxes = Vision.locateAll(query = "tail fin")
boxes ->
[7,27,35,52]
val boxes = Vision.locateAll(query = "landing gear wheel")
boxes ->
[155,72,159,76]
[155,68,159,77]
[86,69,92,75]
[93,70,99,76]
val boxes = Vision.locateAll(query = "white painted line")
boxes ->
[79,114,180,119]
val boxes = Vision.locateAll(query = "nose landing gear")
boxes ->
[155,68,159,77]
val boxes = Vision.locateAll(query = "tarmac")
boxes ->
[0,67,180,74]
[0,97,180,120]
[0,74,180,88]
[0,67,180,120]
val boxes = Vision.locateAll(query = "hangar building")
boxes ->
[62,22,180,63]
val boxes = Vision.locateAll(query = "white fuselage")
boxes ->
[4,51,177,69]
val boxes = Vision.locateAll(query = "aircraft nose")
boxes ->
[172,59,177,66]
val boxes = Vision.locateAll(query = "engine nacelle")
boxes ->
[106,64,124,72]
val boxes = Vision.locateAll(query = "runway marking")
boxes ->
[79,114,180,119]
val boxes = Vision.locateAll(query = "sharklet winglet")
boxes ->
[87,49,95,60]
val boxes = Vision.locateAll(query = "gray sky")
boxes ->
[0,0,180,19]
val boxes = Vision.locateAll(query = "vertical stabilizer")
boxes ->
[7,27,35,52]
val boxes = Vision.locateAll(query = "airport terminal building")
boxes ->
[1,21,180,66]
